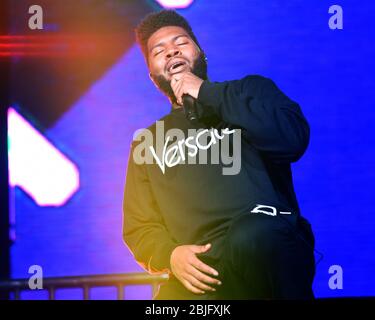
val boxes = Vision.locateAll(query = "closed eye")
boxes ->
[154,50,164,57]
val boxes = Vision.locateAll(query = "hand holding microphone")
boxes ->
[171,72,204,121]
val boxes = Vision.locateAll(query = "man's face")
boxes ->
[146,26,207,103]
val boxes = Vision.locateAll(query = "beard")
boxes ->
[150,51,208,105]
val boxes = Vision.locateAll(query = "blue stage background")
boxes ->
[9,0,375,299]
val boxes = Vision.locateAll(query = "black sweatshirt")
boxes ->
[122,75,310,274]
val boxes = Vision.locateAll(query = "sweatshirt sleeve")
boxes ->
[122,145,179,274]
[196,75,310,163]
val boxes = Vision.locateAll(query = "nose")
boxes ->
[165,45,181,59]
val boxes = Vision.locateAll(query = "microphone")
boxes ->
[182,94,198,122]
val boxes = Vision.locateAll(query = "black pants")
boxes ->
[154,212,316,300]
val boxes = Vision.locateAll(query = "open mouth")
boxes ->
[167,60,188,74]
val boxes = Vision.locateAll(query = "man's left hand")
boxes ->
[171,72,204,105]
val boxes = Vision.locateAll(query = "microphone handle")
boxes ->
[182,94,198,122]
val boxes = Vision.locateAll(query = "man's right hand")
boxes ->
[170,243,222,295]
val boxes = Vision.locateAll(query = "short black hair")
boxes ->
[135,10,202,61]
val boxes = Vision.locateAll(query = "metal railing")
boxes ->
[0,272,169,300]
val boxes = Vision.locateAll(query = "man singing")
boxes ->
[122,10,315,299]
